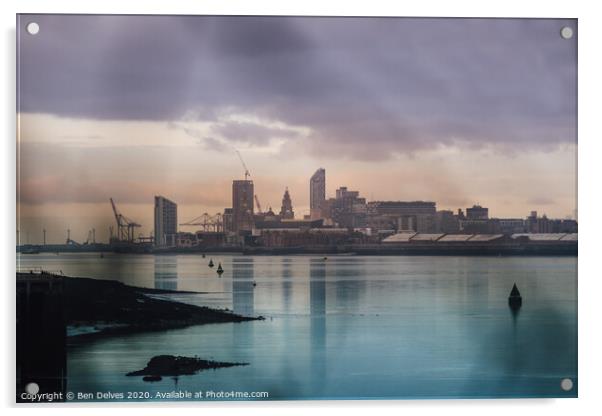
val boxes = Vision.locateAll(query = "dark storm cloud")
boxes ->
[18,15,577,159]
[210,120,301,144]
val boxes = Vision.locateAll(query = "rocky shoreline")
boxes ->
[17,273,263,340]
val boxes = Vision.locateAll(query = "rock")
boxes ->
[126,355,248,378]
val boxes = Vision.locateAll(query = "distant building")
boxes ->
[323,186,367,228]
[368,201,436,216]
[524,211,577,234]
[459,219,498,234]
[263,207,279,222]
[255,218,324,230]
[335,187,360,200]
[435,210,460,233]
[558,219,578,233]
[279,188,295,219]
[457,213,579,235]
[154,196,177,247]
[232,180,254,232]
[367,201,437,233]
[175,231,226,248]
[414,214,438,233]
[310,168,326,220]
[176,232,197,248]
[257,227,357,248]
[222,208,233,233]
[466,205,489,220]
[526,211,548,233]
[365,214,398,233]
[497,218,527,234]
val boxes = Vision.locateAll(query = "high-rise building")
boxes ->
[280,187,295,219]
[310,168,326,220]
[232,180,254,232]
[154,196,177,246]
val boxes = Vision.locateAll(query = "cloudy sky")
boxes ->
[17,15,577,244]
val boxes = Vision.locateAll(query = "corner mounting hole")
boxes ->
[560,378,573,391]
[26,22,40,35]
[560,26,573,40]
[25,382,39,395]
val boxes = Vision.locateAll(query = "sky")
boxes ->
[16,15,577,244]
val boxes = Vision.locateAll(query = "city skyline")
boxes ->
[17,16,577,243]
[17,166,576,245]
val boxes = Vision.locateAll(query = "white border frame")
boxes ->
[2,1,601,415]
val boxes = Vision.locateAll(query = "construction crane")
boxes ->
[180,213,224,232]
[110,198,141,243]
[254,195,263,214]
[236,150,251,180]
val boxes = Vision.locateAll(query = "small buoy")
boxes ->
[100,252,104,258]
[323,256,328,260]
[216,263,224,274]
[202,253,206,258]
[208,259,214,268]
[508,283,522,309]
[252,281,257,287]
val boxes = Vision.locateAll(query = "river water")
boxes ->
[17,253,577,400]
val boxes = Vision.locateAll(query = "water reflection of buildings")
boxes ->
[309,258,327,386]
[464,259,490,308]
[154,255,178,291]
[232,258,255,317]
[333,259,365,314]
[281,258,293,312]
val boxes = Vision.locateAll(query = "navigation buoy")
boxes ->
[208,259,214,268]
[216,263,224,275]
[100,252,104,258]
[202,253,206,258]
[508,283,522,310]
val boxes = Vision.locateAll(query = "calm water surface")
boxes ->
[17,253,577,400]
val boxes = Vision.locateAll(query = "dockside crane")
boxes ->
[180,213,223,232]
[110,198,141,243]
[84,228,97,245]
[66,228,80,246]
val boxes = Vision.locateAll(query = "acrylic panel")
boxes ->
[16,15,578,402]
